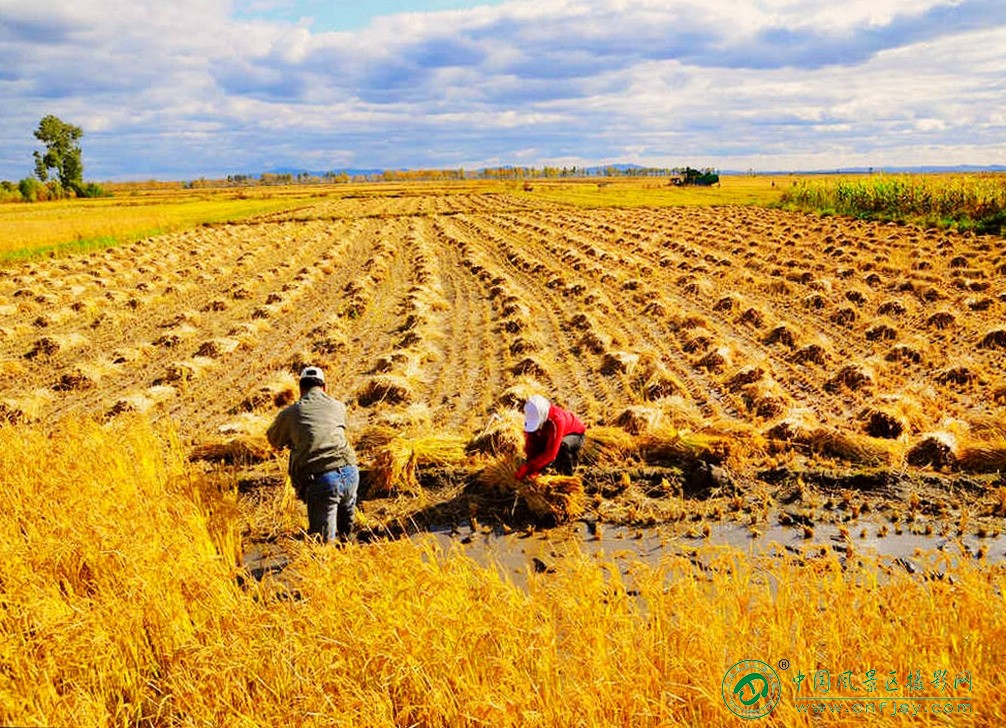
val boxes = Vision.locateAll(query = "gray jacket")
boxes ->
[266,387,357,487]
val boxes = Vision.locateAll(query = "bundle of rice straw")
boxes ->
[519,475,585,523]
[766,415,891,466]
[366,434,468,496]
[580,425,636,467]
[357,374,414,407]
[476,457,584,522]
[240,372,297,411]
[496,376,547,410]
[368,446,420,496]
[190,435,272,465]
[638,426,725,464]
[407,434,468,467]
[355,423,399,454]
[808,428,893,466]
[956,444,1006,473]
[906,432,958,470]
[477,456,520,494]
[612,406,661,435]
[466,411,525,457]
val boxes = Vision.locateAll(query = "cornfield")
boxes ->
[783,174,1006,233]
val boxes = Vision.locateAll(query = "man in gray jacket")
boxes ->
[267,366,359,543]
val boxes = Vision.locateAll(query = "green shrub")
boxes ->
[0,180,22,203]
[79,182,110,198]
[46,179,67,199]
[18,176,45,202]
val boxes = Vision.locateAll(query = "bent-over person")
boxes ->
[515,394,586,480]
[267,366,359,543]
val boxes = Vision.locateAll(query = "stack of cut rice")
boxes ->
[477,457,584,523]
[366,433,467,496]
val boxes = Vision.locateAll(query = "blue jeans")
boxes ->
[304,465,359,543]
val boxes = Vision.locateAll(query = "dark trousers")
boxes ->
[304,465,359,543]
[553,433,585,475]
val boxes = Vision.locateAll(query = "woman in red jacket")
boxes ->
[515,395,587,480]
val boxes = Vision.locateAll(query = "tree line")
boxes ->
[1,114,720,201]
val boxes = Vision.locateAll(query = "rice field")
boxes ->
[1,178,1004,725]
[0,185,333,262]
[1,419,1000,726]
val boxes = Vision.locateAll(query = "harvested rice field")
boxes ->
[2,181,1004,726]
[3,185,1005,536]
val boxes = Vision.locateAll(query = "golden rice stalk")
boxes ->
[966,416,1006,441]
[195,337,239,358]
[766,414,893,466]
[105,392,157,421]
[357,374,414,407]
[240,371,298,411]
[217,412,273,436]
[0,389,54,424]
[641,367,684,401]
[355,423,399,454]
[638,426,724,463]
[519,474,585,523]
[581,426,636,466]
[906,431,958,469]
[496,376,547,410]
[612,406,661,435]
[367,446,420,497]
[366,434,467,496]
[406,434,468,467]
[189,434,272,465]
[600,350,639,376]
[806,428,893,467]
[956,444,1006,473]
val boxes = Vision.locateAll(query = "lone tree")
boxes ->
[33,114,84,194]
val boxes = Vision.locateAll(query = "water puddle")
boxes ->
[242,520,1005,589]
[424,521,1006,588]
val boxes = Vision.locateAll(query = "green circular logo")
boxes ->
[722,660,782,719]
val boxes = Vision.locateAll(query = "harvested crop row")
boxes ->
[2,190,1003,476]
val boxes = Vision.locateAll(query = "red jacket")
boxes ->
[518,404,585,479]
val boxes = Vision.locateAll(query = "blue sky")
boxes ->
[1,0,1004,180]
[234,1,509,32]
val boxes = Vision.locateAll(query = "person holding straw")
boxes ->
[515,394,586,480]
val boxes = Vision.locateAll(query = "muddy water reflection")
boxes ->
[426,522,1006,588]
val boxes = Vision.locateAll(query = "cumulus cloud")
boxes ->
[0,0,1003,178]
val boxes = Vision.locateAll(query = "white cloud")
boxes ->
[0,0,1003,179]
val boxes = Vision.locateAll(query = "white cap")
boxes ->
[524,395,550,432]
[299,366,325,384]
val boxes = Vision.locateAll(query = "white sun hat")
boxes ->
[299,366,325,383]
[524,395,550,432]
